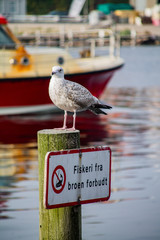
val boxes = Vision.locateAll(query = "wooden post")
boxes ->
[38,129,81,240]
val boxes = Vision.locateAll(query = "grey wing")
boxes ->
[65,80,96,108]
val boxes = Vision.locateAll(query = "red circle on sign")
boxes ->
[52,165,66,194]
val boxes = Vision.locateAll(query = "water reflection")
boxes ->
[0,111,108,145]
[0,143,38,220]
[0,87,160,240]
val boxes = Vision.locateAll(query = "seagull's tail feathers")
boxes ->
[94,104,112,110]
[89,104,112,115]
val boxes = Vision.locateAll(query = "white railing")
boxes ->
[18,28,121,57]
[8,15,88,23]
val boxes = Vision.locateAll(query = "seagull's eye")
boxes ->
[59,69,62,72]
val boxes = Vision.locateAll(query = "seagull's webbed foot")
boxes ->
[66,127,76,131]
[54,127,76,131]
[54,126,67,130]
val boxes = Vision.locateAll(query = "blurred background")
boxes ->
[0,0,160,240]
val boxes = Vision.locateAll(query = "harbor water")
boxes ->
[0,46,160,240]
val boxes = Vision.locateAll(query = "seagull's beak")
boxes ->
[52,71,56,76]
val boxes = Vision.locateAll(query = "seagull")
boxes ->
[49,66,112,130]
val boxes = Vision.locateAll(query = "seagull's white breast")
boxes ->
[49,75,97,112]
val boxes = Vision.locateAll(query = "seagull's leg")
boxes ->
[54,110,67,130]
[63,110,67,129]
[72,110,76,130]
[67,110,76,131]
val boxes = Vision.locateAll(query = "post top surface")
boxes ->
[38,129,80,135]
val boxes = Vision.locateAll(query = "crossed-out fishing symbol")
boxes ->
[52,165,66,194]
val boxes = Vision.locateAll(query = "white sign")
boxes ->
[44,146,111,209]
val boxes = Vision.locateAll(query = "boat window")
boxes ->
[0,26,16,49]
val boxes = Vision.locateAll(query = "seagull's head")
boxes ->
[51,66,64,78]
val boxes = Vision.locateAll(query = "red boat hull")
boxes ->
[0,67,120,107]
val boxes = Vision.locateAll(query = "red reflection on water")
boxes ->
[0,111,108,145]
